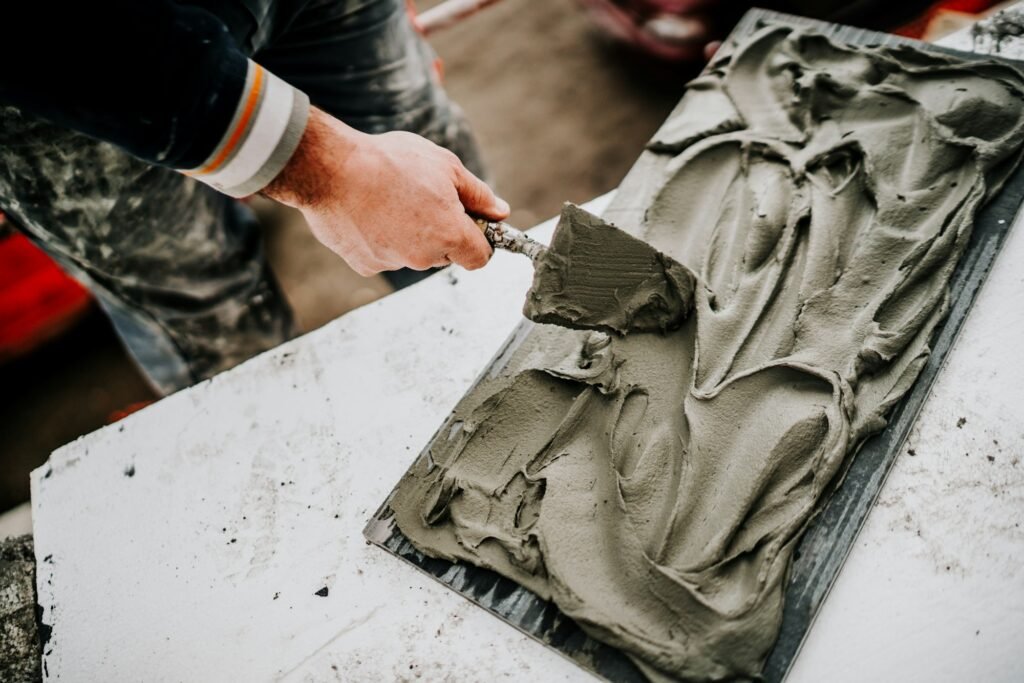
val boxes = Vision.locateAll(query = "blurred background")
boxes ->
[0,0,1010,520]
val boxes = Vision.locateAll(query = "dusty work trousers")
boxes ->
[0,0,484,395]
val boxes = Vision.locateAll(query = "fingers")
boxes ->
[350,221,491,274]
[445,214,493,271]
[453,163,510,221]
[344,215,491,274]
[449,161,505,269]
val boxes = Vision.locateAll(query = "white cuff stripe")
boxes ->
[196,69,291,192]
[183,61,309,198]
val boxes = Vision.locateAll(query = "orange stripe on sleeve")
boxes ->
[188,65,265,176]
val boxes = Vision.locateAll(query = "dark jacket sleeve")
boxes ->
[0,0,309,196]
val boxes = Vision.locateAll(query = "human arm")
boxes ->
[0,1,503,272]
[0,0,307,193]
[262,107,506,275]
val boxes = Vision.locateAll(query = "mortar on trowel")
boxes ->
[476,203,697,335]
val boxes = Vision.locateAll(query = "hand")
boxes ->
[263,107,509,276]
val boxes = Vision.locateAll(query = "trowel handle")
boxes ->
[474,218,547,262]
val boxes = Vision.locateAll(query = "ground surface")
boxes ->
[0,535,39,682]
[0,0,692,515]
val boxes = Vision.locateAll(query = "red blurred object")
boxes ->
[106,401,155,424]
[0,222,93,362]
[895,0,999,37]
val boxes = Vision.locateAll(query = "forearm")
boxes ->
[262,108,362,209]
[0,1,505,275]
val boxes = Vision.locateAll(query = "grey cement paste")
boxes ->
[390,26,1024,681]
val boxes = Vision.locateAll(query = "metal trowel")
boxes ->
[473,216,548,261]
[474,202,697,335]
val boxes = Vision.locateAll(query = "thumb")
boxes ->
[453,164,510,221]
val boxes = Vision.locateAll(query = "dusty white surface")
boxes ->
[31,201,597,683]
[30,23,1024,683]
